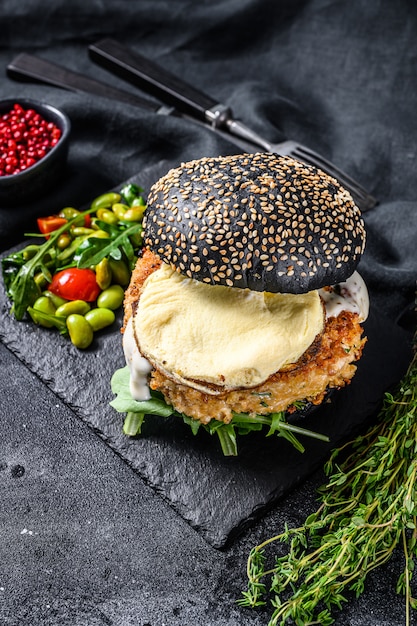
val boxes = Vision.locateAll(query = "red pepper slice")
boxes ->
[48,268,101,302]
[37,215,68,236]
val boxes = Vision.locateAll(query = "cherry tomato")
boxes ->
[37,215,68,237]
[48,268,101,302]
[37,213,91,237]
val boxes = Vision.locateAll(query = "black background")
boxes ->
[1,1,417,625]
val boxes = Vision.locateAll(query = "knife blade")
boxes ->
[7,52,256,155]
[7,53,169,113]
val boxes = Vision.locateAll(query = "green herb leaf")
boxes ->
[240,327,417,625]
[75,224,141,269]
[110,366,174,417]
[120,183,144,206]
[110,366,330,457]
[3,210,93,320]
[27,307,68,333]
[123,411,145,436]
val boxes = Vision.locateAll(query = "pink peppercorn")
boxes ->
[0,103,61,177]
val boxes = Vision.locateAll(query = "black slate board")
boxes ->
[0,166,413,549]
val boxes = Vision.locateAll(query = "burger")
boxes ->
[111,152,369,455]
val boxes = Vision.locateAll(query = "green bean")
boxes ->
[90,192,121,211]
[56,300,91,318]
[85,307,115,331]
[97,284,124,310]
[66,314,94,349]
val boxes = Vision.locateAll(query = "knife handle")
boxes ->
[7,53,161,112]
[89,38,232,126]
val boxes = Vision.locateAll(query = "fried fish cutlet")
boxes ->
[123,250,366,425]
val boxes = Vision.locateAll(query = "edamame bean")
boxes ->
[72,226,95,236]
[59,207,81,219]
[89,229,110,239]
[57,233,72,250]
[96,208,119,225]
[33,296,57,328]
[95,257,112,290]
[34,272,48,291]
[85,307,115,331]
[108,258,130,287]
[22,244,40,260]
[66,314,94,349]
[90,192,121,212]
[56,300,91,318]
[42,291,68,308]
[111,203,127,220]
[97,284,124,310]
[59,207,84,226]
[123,206,146,222]
[129,231,142,248]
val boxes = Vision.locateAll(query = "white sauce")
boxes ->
[319,271,369,322]
[123,271,369,401]
[123,317,152,401]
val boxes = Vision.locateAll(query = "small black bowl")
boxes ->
[0,98,70,206]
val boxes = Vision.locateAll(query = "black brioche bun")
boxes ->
[143,153,366,294]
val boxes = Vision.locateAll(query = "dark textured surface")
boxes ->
[0,241,412,548]
[1,1,417,625]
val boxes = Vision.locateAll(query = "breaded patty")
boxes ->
[124,250,366,424]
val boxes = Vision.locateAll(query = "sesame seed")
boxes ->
[143,152,365,293]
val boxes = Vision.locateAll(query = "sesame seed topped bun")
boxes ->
[143,152,366,294]
[116,152,369,456]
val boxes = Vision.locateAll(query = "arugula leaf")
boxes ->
[4,210,94,320]
[123,411,145,436]
[109,365,330,456]
[1,249,28,293]
[27,307,68,333]
[205,420,238,456]
[76,224,142,269]
[8,263,43,319]
[110,366,175,417]
[120,183,145,206]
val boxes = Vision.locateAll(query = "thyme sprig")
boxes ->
[239,330,417,625]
